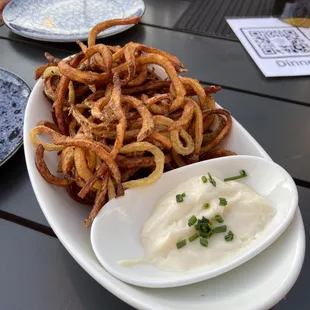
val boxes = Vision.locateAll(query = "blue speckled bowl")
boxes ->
[3,0,145,42]
[0,68,31,166]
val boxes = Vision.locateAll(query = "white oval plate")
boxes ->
[3,0,145,42]
[24,75,305,309]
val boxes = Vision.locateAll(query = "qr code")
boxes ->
[241,27,310,58]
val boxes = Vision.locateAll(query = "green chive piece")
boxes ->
[182,192,186,197]
[213,225,227,233]
[201,225,208,232]
[202,202,210,209]
[225,230,234,241]
[200,238,209,247]
[240,169,247,176]
[189,233,199,242]
[201,175,208,183]
[188,215,197,227]
[176,239,187,249]
[224,170,247,182]
[199,231,213,239]
[219,197,227,206]
[176,194,184,203]
[215,215,224,223]
[208,172,216,187]
[208,222,214,230]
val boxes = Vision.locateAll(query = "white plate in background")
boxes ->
[3,0,145,42]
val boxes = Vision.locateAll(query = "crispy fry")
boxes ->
[60,146,75,177]
[123,42,137,84]
[44,52,61,64]
[127,65,148,86]
[171,149,186,167]
[42,66,60,79]
[199,109,232,155]
[122,95,154,141]
[34,63,58,80]
[120,142,165,188]
[107,177,116,200]
[114,54,186,112]
[109,74,127,157]
[86,150,97,172]
[37,120,60,133]
[76,40,88,53]
[31,18,235,226]
[88,17,140,47]
[84,44,112,75]
[55,53,84,134]
[58,59,110,85]
[144,93,171,115]
[52,135,122,190]
[67,183,94,205]
[113,43,186,71]
[122,80,171,95]
[85,172,110,227]
[168,98,195,131]
[179,77,209,109]
[30,125,63,151]
[121,168,140,182]
[203,115,226,144]
[148,132,172,150]
[35,144,73,187]
[74,147,102,189]
[190,98,204,162]
[170,128,195,156]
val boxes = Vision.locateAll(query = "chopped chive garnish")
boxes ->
[176,194,184,203]
[208,222,214,230]
[219,197,227,206]
[201,224,208,232]
[202,202,210,209]
[208,172,216,187]
[215,215,224,223]
[176,239,187,249]
[189,233,199,242]
[225,230,234,241]
[188,215,197,227]
[199,231,212,238]
[224,170,247,182]
[213,225,227,233]
[201,175,208,183]
[200,238,209,247]
[182,192,186,197]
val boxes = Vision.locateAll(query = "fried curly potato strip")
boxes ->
[120,142,165,189]
[35,144,73,187]
[31,17,236,226]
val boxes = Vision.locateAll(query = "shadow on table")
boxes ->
[0,147,26,194]
[61,246,135,310]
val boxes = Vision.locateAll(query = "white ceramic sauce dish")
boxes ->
[91,155,298,288]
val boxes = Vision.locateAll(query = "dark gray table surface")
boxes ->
[1,184,309,310]
[1,17,310,105]
[0,1,309,309]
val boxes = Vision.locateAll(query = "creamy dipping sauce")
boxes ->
[140,175,275,272]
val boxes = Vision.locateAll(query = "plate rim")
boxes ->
[23,77,306,310]
[0,67,30,167]
[3,0,145,42]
